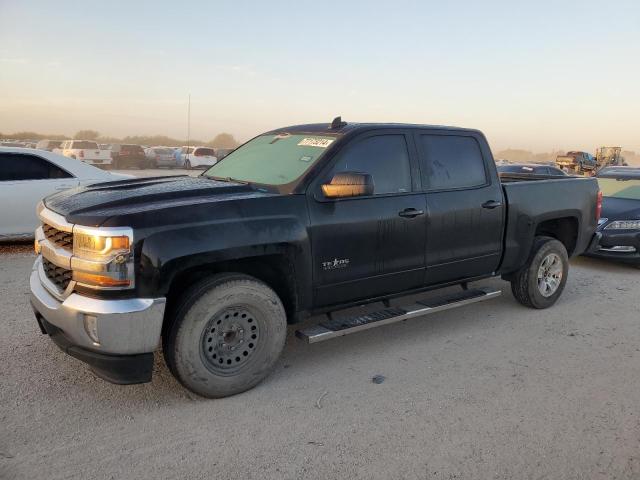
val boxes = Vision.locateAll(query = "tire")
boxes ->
[163,273,287,398]
[510,236,569,309]
[184,160,191,170]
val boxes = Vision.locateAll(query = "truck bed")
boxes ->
[498,174,599,273]
[499,172,572,183]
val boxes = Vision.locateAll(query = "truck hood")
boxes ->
[43,175,274,227]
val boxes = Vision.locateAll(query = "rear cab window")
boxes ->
[418,134,487,190]
[72,141,99,149]
[122,144,144,154]
[194,147,216,156]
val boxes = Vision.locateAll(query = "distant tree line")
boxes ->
[0,130,240,149]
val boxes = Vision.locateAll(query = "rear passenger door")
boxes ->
[415,131,504,285]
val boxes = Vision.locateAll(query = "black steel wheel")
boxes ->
[200,307,261,375]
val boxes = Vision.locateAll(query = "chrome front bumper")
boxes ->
[30,257,166,355]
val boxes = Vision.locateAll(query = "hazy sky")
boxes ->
[1,0,639,151]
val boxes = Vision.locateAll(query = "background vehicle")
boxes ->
[30,121,599,398]
[0,141,26,147]
[215,148,235,160]
[556,151,597,174]
[54,140,112,166]
[586,166,640,266]
[0,147,130,241]
[110,144,151,169]
[144,146,177,168]
[595,146,626,170]
[498,163,568,176]
[35,140,63,152]
[179,146,217,169]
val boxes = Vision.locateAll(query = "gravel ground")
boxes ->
[1,248,639,479]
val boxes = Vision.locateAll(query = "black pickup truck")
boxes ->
[30,119,601,398]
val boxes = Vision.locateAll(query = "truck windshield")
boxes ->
[203,133,337,186]
[597,178,640,200]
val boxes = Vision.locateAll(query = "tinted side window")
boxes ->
[420,135,487,189]
[328,135,411,195]
[0,153,73,181]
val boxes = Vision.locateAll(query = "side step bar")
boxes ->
[295,287,501,344]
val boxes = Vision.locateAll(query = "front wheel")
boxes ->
[510,236,569,309]
[163,273,287,398]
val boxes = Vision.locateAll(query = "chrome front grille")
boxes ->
[43,223,73,250]
[42,258,72,291]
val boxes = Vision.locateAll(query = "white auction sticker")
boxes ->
[297,138,334,148]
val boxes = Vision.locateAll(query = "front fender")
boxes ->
[136,215,312,307]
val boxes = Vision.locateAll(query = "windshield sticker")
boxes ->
[299,155,313,162]
[298,138,334,148]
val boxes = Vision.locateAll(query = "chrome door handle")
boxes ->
[398,208,425,218]
[481,200,502,209]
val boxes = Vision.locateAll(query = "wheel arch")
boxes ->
[162,253,300,338]
[534,216,579,256]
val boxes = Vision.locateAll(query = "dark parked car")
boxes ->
[35,139,63,152]
[110,144,152,169]
[30,120,600,398]
[587,167,640,266]
[498,163,569,177]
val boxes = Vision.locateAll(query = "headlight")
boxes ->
[72,227,134,289]
[73,232,130,260]
[604,220,640,230]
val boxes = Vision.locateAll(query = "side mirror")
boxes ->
[322,171,374,198]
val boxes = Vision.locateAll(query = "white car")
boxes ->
[179,146,217,169]
[0,147,131,241]
[54,140,113,167]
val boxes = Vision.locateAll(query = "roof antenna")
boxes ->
[330,116,347,129]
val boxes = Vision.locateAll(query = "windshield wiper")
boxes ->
[204,174,271,192]
[205,175,249,185]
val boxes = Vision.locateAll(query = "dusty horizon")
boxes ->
[1,114,637,156]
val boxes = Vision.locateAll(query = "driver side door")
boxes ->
[307,131,426,308]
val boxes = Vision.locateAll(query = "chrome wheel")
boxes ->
[537,253,563,297]
[200,307,260,375]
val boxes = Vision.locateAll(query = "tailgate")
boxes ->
[556,156,577,165]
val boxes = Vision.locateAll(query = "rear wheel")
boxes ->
[163,273,287,398]
[510,236,569,309]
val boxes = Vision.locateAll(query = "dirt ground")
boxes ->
[1,243,639,480]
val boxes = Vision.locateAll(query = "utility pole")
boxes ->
[186,93,191,152]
